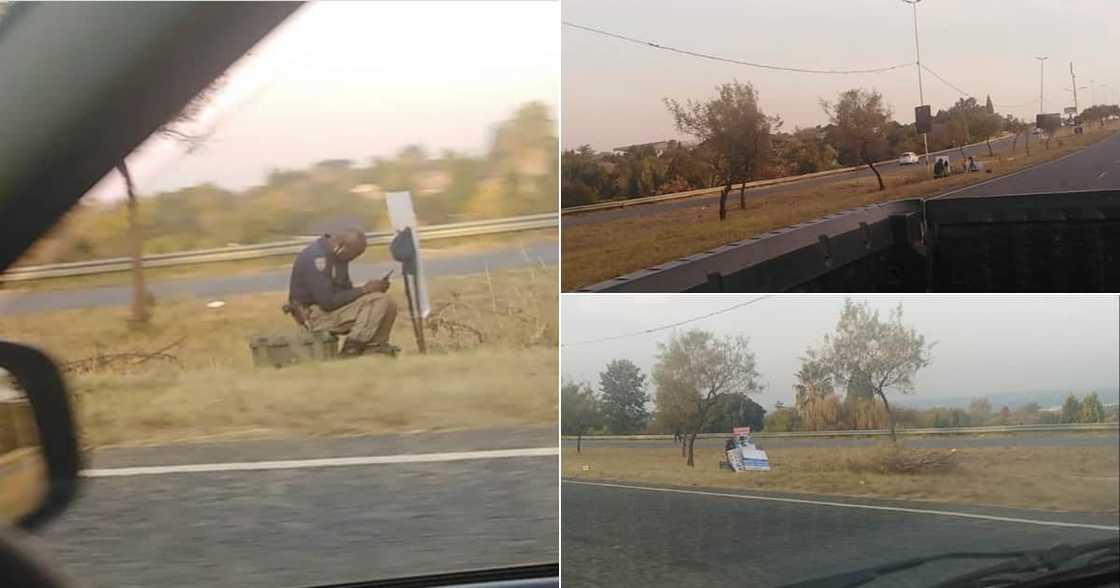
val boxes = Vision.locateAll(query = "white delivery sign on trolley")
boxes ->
[726,426,771,472]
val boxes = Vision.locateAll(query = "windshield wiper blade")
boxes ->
[780,551,1030,588]
[781,538,1118,588]
[933,537,1118,588]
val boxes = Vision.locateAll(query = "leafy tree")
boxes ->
[652,330,760,466]
[968,398,992,425]
[1013,402,1042,425]
[1004,116,1029,154]
[598,359,649,434]
[665,81,777,220]
[813,299,934,444]
[561,146,613,207]
[705,394,767,433]
[776,127,840,175]
[821,89,892,190]
[1079,392,1105,423]
[1061,393,1083,424]
[971,111,1004,157]
[764,401,800,432]
[561,382,599,454]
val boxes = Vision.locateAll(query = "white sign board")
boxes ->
[726,446,771,472]
[385,191,430,318]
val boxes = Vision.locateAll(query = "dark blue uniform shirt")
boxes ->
[288,237,363,311]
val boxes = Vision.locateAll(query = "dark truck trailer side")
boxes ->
[578,191,1120,293]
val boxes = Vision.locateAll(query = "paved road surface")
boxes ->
[35,426,557,588]
[564,135,1017,227]
[563,432,1120,451]
[0,240,556,314]
[563,480,1119,587]
[940,128,1120,198]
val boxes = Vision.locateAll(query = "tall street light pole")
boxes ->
[1035,56,1048,115]
[1070,62,1079,114]
[902,0,930,172]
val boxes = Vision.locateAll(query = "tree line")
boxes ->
[562,79,1120,216]
[562,298,1118,467]
[20,102,557,266]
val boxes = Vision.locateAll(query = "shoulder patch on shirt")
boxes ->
[313,257,327,272]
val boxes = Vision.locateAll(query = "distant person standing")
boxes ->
[288,228,399,357]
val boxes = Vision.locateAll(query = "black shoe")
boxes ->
[339,340,366,357]
[364,343,400,358]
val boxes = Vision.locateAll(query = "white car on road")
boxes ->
[898,152,920,165]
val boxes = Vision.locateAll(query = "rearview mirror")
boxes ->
[0,342,80,530]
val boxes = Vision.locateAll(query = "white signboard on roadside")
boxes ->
[385,191,430,318]
[726,447,771,472]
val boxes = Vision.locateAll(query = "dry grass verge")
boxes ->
[0,267,557,447]
[562,124,1119,290]
[562,444,1120,513]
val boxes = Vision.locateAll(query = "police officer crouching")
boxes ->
[288,228,400,357]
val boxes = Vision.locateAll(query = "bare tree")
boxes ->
[813,299,934,444]
[665,81,776,220]
[653,330,760,466]
[118,77,225,325]
[821,89,891,190]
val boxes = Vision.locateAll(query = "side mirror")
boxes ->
[0,342,81,530]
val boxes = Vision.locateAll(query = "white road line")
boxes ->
[566,480,1120,532]
[1098,171,1109,179]
[83,447,559,477]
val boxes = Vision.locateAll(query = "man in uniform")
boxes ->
[288,228,399,357]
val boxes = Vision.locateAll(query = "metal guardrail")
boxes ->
[562,422,1119,441]
[1,213,557,282]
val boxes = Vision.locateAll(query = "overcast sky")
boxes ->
[87,1,559,201]
[562,0,1120,151]
[561,295,1120,410]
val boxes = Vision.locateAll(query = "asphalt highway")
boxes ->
[562,480,1119,587]
[0,239,556,314]
[563,135,1018,227]
[938,127,1120,198]
[34,426,558,588]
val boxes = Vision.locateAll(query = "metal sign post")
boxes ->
[386,192,430,354]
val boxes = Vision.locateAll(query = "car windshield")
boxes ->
[0,2,558,586]
[559,0,1120,293]
[561,294,1120,587]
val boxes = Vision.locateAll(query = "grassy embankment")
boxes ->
[562,122,1120,290]
[0,267,557,448]
[562,443,1120,513]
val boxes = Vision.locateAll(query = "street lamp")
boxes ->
[1035,56,1048,114]
[901,0,931,171]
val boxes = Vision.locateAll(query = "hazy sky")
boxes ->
[88,1,559,201]
[562,0,1120,150]
[561,295,1120,410]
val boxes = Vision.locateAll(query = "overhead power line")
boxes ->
[920,64,973,98]
[561,296,770,348]
[563,21,913,75]
[921,64,1038,111]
